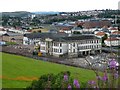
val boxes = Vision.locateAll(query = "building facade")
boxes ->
[23,33,102,57]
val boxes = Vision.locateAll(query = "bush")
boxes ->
[26,71,75,89]
[26,59,119,89]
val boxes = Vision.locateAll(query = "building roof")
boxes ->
[11,38,15,40]
[110,34,120,38]
[96,32,105,36]
[62,35,99,41]
[94,29,99,31]
[60,27,71,30]
[24,32,99,42]
[105,38,119,41]
[101,28,109,31]
[112,31,120,34]
[72,26,82,30]
[109,27,118,30]
[3,32,23,36]
[24,32,68,39]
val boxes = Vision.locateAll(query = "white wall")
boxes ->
[52,42,68,56]
[0,31,7,35]
[23,37,29,45]
[40,41,46,53]
[104,40,120,46]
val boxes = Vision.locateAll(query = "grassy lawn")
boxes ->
[6,42,17,45]
[2,52,96,88]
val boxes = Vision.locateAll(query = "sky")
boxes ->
[0,0,120,12]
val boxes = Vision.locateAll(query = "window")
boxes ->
[41,42,45,44]
[25,41,28,44]
[54,42,59,46]
[41,47,45,50]
[73,49,75,53]
[54,48,59,52]
[60,43,62,47]
[97,40,98,43]
[73,43,75,47]
[60,49,62,53]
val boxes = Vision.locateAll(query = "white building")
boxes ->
[23,33,102,57]
[71,26,83,34]
[108,27,118,33]
[104,38,120,46]
[0,30,7,35]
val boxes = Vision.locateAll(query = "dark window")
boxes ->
[73,43,75,47]
[97,40,98,43]
[60,49,62,53]
[60,43,62,47]
[73,49,75,53]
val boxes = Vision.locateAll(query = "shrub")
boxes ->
[26,59,119,89]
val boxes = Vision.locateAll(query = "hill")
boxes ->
[1,52,96,88]
[2,11,32,17]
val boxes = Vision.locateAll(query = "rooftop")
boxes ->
[24,32,99,42]
[105,38,119,41]
[96,32,106,36]
[112,31,120,34]
[3,32,23,36]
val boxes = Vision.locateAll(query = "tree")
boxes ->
[102,34,108,44]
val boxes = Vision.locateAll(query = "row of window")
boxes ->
[79,40,100,44]
[53,48,62,53]
[54,43,62,47]
[78,45,101,49]
[41,47,62,53]
[41,46,45,50]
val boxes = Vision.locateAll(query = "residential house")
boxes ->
[59,27,72,34]
[0,28,7,35]
[109,27,118,33]
[71,26,83,34]
[111,31,120,35]
[2,32,23,44]
[104,38,120,46]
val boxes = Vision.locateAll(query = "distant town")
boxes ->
[0,9,120,70]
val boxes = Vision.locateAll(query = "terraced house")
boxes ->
[23,33,102,57]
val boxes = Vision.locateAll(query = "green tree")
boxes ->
[102,34,108,45]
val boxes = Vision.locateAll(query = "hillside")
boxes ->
[2,11,32,17]
[1,52,96,88]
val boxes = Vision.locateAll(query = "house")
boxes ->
[0,28,7,35]
[2,32,23,44]
[109,34,120,39]
[49,29,58,33]
[111,31,120,35]
[59,27,72,34]
[71,26,83,34]
[109,27,118,33]
[23,33,102,57]
[104,38,120,46]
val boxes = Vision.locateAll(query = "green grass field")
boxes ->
[1,52,96,88]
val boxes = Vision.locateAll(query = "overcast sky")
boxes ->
[0,0,119,12]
